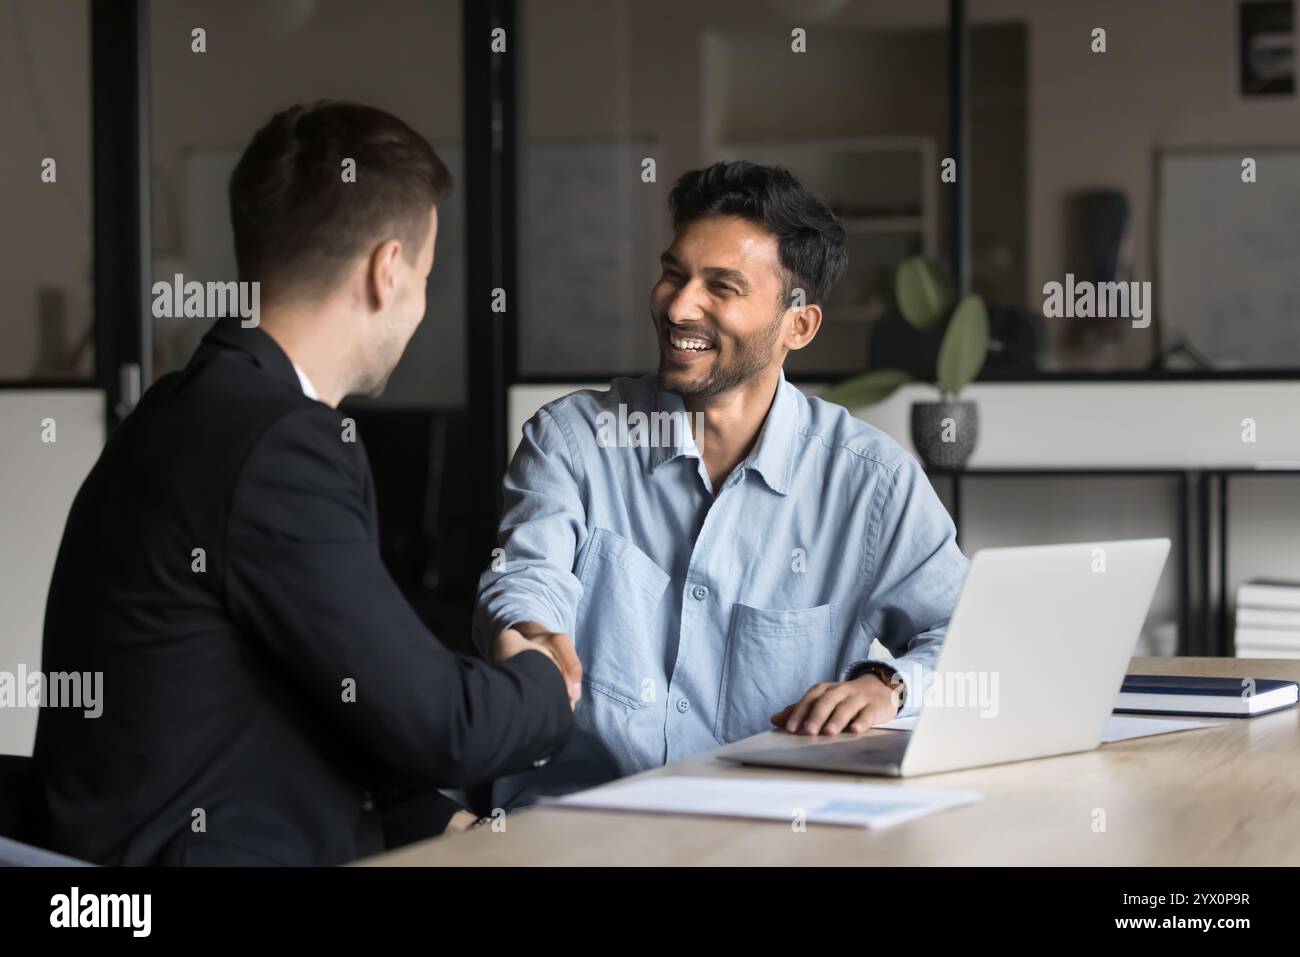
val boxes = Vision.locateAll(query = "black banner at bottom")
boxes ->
[0,865,1277,942]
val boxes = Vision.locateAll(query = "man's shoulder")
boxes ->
[527,375,661,450]
[537,375,659,421]
[139,349,359,483]
[797,390,914,477]
[145,347,307,424]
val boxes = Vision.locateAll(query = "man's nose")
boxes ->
[665,280,707,325]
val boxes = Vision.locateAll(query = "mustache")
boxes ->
[658,320,717,346]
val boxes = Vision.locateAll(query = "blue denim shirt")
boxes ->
[475,372,969,806]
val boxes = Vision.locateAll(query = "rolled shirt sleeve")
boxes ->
[846,456,970,719]
[474,406,588,654]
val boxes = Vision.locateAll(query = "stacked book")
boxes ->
[1234,580,1300,658]
[1115,674,1298,716]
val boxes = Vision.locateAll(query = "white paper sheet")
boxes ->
[541,775,981,828]
[874,714,1222,742]
[1095,715,1224,742]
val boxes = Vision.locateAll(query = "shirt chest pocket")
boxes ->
[575,527,670,709]
[714,602,836,744]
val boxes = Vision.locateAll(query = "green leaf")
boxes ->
[895,256,956,332]
[819,368,913,410]
[936,294,989,396]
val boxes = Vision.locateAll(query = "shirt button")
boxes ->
[676,698,690,713]
[692,585,708,601]
[361,790,376,812]
[532,756,551,768]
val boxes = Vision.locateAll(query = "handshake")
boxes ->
[492,621,584,709]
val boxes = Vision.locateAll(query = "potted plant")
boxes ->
[821,256,989,470]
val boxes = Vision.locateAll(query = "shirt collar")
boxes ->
[647,387,700,472]
[292,363,320,402]
[742,372,799,495]
[648,371,799,496]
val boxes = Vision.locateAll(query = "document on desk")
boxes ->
[874,714,1222,742]
[542,776,981,828]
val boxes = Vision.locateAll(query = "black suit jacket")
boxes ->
[32,318,572,865]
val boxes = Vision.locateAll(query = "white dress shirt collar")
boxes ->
[292,363,319,402]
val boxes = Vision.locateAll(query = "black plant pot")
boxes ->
[910,400,978,470]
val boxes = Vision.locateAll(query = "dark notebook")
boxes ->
[1115,674,1298,718]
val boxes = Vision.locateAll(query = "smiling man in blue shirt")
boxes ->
[475,161,969,807]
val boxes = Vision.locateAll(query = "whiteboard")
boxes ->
[1158,151,1300,367]
[519,142,662,374]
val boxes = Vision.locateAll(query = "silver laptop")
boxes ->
[728,538,1170,777]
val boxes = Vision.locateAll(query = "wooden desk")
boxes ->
[361,657,1300,866]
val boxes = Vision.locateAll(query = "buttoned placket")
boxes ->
[662,458,749,762]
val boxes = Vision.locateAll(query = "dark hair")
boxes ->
[668,161,848,307]
[229,101,452,300]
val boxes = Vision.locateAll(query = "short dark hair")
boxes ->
[668,161,848,307]
[229,101,452,300]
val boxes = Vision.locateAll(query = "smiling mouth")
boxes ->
[665,332,716,354]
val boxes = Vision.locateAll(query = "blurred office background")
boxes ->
[3,0,1300,756]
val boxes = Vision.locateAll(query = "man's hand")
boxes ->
[770,673,903,736]
[493,622,583,708]
[445,810,479,833]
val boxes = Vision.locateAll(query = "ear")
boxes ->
[365,238,405,312]
[784,303,823,352]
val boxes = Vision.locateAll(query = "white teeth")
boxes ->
[670,335,713,352]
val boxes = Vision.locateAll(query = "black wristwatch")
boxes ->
[847,661,907,713]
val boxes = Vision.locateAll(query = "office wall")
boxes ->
[864,381,1300,468]
[9,0,1287,382]
[0,391,104,756]
[1,0,467,396]
[0,0,93,381]
[836,0,1300,366]
[1014,0,1300,367]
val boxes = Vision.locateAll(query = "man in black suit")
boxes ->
[31,102,580,866]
